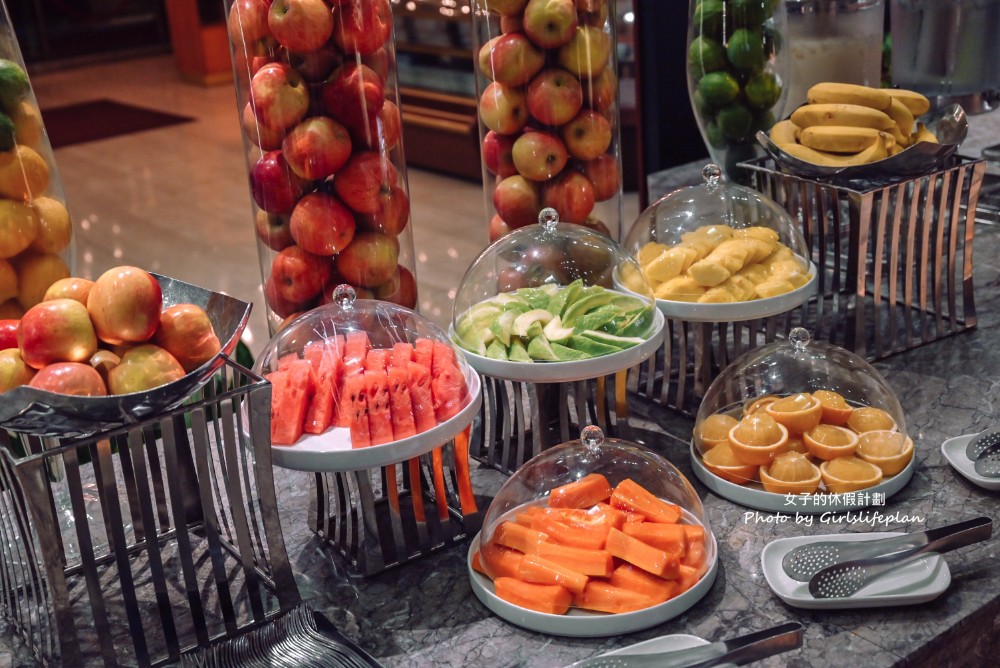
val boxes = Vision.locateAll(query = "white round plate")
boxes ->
[466,511,718,637]
[269,369,481,472]
[761,532,950,609]
[941,433,1000,491]
[456,309,665,383]
[689,441,915,514]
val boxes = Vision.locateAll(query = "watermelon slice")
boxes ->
[277,352,300,371]
[431,340,457,376]
[336,364,362,427]
[268,359,314,445]
[387,366,417,439]
[365,369,393,445]
[365,348,390,372]
[414,338,434,370]
[344,331,371,366]
[344,372,371,448]
[390,342,414,369]
[407,362,437,434]
[302,340,342,434]
[432,364,467,422]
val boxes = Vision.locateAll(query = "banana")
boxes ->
[914,122,939,144]
[790,103,896,131]
[798,126,881,153]
[885,98,915,137]
[888,143,905,156]
[806,82,891,111]
[886,89,931,116]
[769,119,799,145]
[778,131,888,167]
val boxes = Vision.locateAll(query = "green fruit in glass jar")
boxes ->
[744,70,781,110]
[698,71,740,107]
[688,36,727,78]
[752,109,777,135]
[717,102,754,142]
[705,120,727,149]
[731,0,772,28]
[0,60,29,114]
[692,89,717,119]
[727,28,766,71]
[0,112,14,152]
[693,0,726,39]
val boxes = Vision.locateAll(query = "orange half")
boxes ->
[695,413,739,452]
[765,393,823,434]
[820,456,884,493]
[728,414,789,465]
[847,407,896,434]
[743,395,778,416]
[856,431,914,476]
[803,424,860,461]
[759,452,821,495]
[812,389,854,426]
[702,443,759,485]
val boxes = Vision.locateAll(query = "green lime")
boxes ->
[744,70,781,109]
[693,0,725,39]
[763,24,783,58]
[0,111,13,152]
[705,121,727,149]
[732,0,772,28]
[0,60,29,113]
[727,28,766,71]
[692,89,717,120]
[717,102,754,142]
[752,109,777,135]
[688,36,727,77]
[698,71,740,107]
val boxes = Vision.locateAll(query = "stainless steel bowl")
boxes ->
[0,274,252,438]
[755,103,969,180]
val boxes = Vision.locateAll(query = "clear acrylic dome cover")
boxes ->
[479,425,712,582]
[621,165,811,302]
[452,208,656,357]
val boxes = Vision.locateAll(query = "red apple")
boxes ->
[333,0,392,56]
[321,62,385,130]
[373,100,402,151]
[18,299,98,369]
[0,319,17,350]
[0,348,34,392]
[558,25,611,78]
[580,153,620,201]
[29,362,106,396]
[482,130,518,178]
[250,62,310,132]
[290,192,357,255]
[478,34,544,87]
[152,304,222,372]
[333,151,398,215]
[268,0,333,53]
[561,108,612,160]
[479,82,528,135]
[255,210,295,251]
[271,245,331,303]
[108,344,186,395]
[285,44,343,83]
[511,131,568,181]
[228,0,273,46]
[542,170,595,223]
[265,274,313,317]
[250,150,309,215]
[523,0,578,49]
[242,102,284,151]
[358,185,409,236]
[583,67,617,112]
[42,277,94,305]
[335,231,399,287]
[527,68,583,126]
[493,175,541,228]
[489,214,514,242]
[282,116,353,180]
[373,265,418,309]
[581,3,609,27]
[500,14,524,33]
[87,266,163,345]
[361,47,391,82]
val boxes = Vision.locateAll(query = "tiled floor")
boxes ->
[28,54,639,354]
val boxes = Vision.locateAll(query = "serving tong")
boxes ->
[797,517,993,599]
[965,428,1000,477]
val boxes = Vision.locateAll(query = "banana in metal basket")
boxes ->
[790,103,896,131]
[886,89,931,116]
[777,131,889,167]
[885,98,915,137]
[806,82,892,111]
[798,126,882,153]
[914,122,939,144]
[769,119,799,145]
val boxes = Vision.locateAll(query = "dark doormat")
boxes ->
[44,99,195,149]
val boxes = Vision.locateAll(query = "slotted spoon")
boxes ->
[974,448,1000,478]
[808,516,992,599]
[965,428,1000,462]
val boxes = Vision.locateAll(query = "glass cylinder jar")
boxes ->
[686,0,788,182]
[0,2,75,319]
[225,0,419,333]
[470,0,625,243]
[785,0,884,110]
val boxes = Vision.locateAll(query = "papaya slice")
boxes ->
[536,542,614,577]
[493,521,548,555]
[609,563,679,603]
[479,541,524,580]
[548,473,613,509]
[471,550,485,576]
[677,563,702,594]
[573,581,655,614]
[593,502,627,530]
[605,527,680,579]
[620,522,687,557]
[518,553,589,595]
[494,577,572,615]
[610,479,682,524]
[530,515,608,550]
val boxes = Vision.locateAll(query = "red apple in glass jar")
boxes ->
[523,0,579,49]
[42,277,94,305]
[0,348,34,392]
[542,170,595,223]
[242,102,284,151]
[511,131,569,182]
[285,43,342,83]
[561,109,612,160]
[373,265,417,309]
[526,68,583,126]
[361,47,391,82]
[268,0,333,53]
[489,214,514,242]
[108,344,186,395]
[358,184,409,236]
[18,298,99,369]
[228,0,273,46]
[583,67,616,113]
[335,231,399,288]
[581,2,609,27]
[250,62,310,132]
[290,191,357,256]
[282,116,353,180]
[0,319,17,350]
[255,210,295,251]
[479,82,529,135]
[478,33,544,87]
[250,150,309,215]
[333,0,392,56]
[29,362,107,396]
[270,244,331,303]
[86,266,163,345]
[152,303,222,372]
[580,153,620,202]
[483,130,518,179]
[500,15,523,34]
[321,62,385,130]
[558,25,611,78]
[264,274,312,318]
[345,99,401,151]
[333,151,398,215]
[493,175,541,228]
